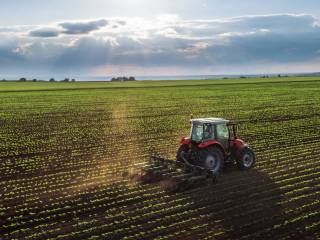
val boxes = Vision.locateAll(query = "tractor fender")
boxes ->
[231,138,245,149]
[198,140,226,156]
[231,138,248,156]
[234,144,250,159]
[180,137,191,145]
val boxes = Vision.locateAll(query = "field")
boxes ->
[0,77,320,239]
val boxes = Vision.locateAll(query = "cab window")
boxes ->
[203,124,215,140]
[216,124,229,139]
[191,124,203,142]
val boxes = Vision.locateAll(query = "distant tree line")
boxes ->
[18,77,39,82]
[0,78,77,82]
[111,76,136,82]
[0,77,143,82]
[47,78,76,82]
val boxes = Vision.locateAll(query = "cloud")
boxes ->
[29,28,61,38]
[54,37,113,67]
[0,25,33,33]
[1,14,320,76]
[28,19,109,38]
[59,19,108,35]
[0,46,25,64]
[171,14,317,39]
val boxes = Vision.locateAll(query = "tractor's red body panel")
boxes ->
[230,138,245,148]
[180,138,246,158]
[180,137,191,145]
[198,140,226,155]
[230,138,249,158]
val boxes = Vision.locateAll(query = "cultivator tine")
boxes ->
[151,155,217,178]
[137,154,218,190]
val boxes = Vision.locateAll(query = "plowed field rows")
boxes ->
[0,77,319,239]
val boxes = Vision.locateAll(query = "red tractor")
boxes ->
[176,118,255,174]
[143,118,255,191]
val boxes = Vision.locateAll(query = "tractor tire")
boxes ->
[237,147,256,170]
[176,144,189,164]
[199,146,224,174]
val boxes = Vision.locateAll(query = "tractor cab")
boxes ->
[190,118,235,150]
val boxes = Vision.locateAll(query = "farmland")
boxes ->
[0,77,320,239]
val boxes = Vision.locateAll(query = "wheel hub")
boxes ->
[243,153,253,167]
[205,155,217,170]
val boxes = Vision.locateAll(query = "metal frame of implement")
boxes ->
[150,155,218,182]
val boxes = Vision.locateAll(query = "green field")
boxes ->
[1,77,320,239]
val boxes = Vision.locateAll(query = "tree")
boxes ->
[49,78,55,82]
[71,78,76,82]
[19,78,27,82]
[62,78,70,82]
[32,78,37,82]
[111,76,136,82]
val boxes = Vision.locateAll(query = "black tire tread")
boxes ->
[236,147,256,170]
[199,146,224,174]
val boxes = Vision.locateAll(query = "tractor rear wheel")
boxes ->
[237,148,255,170]
[199,146,224,174]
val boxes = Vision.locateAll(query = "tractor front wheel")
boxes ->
[199,146,224,174]
[237,148,256,170]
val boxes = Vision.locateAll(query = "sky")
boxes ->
[1,0,320,79]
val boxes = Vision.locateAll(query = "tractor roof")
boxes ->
[191,118,229,125]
